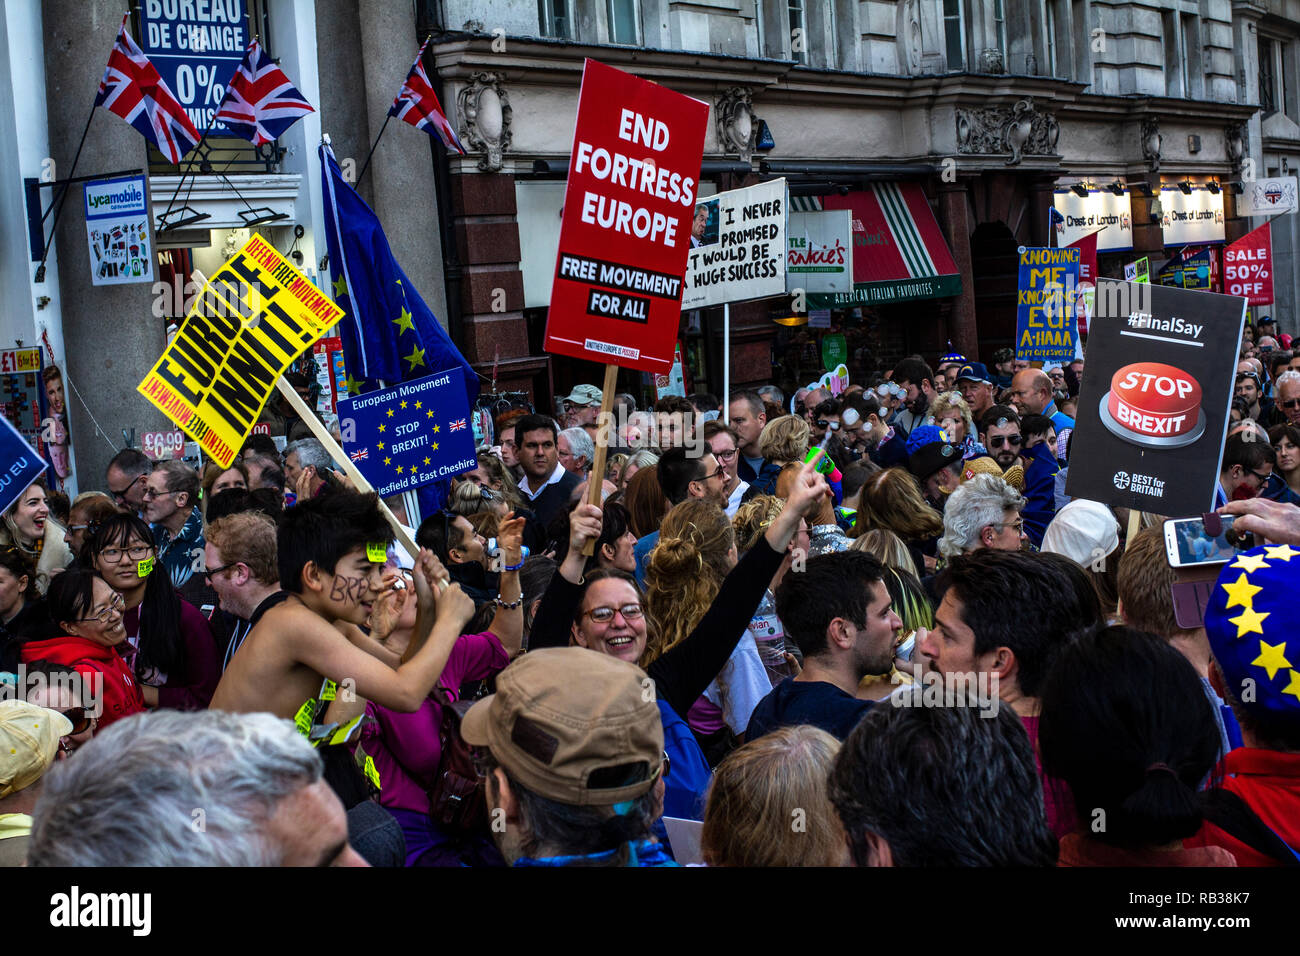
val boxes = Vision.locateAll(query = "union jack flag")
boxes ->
[349,447,369,462]
[214,40,314,146]
[388,39,466,154]
[94,15,200,164]
[449,418,467,432]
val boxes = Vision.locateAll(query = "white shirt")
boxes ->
[519,462,567,500]
[725,480,750,518]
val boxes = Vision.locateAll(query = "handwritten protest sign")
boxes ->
[1015,246,1080,364]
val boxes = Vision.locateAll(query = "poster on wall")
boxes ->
[139,0,248,134]
[1240,175,1298,217]
[84,175,153,286]
[786,210,852,294]
[1159,186,1226,246]
[1052,188,1135,252]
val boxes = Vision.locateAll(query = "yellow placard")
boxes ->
[137,234,342,468]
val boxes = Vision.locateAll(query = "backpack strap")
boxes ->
[1201,787,1300,866]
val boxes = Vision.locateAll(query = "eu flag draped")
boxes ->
[318,140,478,514]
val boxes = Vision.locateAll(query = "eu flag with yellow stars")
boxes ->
[319,139,478,514]
[318,140,477,405]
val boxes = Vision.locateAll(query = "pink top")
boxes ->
[359,631,509,814]
[1021,715,1080,839]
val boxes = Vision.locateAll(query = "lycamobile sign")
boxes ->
[85,177,148,216]
[84,174,153,286]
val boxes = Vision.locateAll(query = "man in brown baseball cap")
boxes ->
[461,647,676,867]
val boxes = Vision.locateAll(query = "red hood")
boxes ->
[20,635,122,666]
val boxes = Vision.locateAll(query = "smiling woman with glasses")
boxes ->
[86,513,220,713]
[17,568,146,730]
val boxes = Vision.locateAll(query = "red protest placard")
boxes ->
[1224,223,1273,306]
[544,59,708,373]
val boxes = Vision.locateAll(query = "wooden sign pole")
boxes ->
[276,378,421,560]
[580,363,620,557]
[1126,508,1142,549]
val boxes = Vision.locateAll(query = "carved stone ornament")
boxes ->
[457,72,512,172]
[1225,123,1248,167]
[977,48,1005,74]
[715,87,758,162]
[955,97,1059,164]
[1142,117,1162,172]
[901,0,922,74]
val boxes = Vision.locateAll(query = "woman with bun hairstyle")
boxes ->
[1039,625,1232,866]
[646,500,772,766]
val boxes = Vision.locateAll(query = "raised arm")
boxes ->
[528,502,602,650]
[650,457,830,716]
[486,513,526,656]
[291,551,476,712]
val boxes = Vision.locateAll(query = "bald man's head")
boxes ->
[1008,369,1052,416]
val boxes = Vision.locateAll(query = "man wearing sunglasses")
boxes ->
[810,398,842,445]
[104,448,152,515]
[980,406,1024,471]
[1274,370,1300,428]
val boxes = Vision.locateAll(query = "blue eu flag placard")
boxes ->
[337,368,477,497]
[0,415,48,517]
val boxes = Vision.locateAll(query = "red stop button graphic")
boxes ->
[1101,362,1206,449]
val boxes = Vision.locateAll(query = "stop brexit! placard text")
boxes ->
[544,59,708,372]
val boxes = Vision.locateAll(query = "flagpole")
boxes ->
[155,127,214,231]
[354,112,394,191]
[34,105,97,282]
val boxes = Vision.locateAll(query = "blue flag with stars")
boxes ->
[319,140,478,516]
[318,140,477,403]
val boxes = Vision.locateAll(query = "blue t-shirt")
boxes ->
[745,678,873,742]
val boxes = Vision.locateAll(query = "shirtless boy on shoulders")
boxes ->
[211,491,474,719]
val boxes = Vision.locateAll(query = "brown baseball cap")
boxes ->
[460,647,664,807]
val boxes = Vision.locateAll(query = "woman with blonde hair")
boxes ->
[927,392,985,459]
[618,448,659,492]
[646,499,773,766]
[849,527,921,580]
[701,725,847,866]
[758,414,811,467]
[0,481,70,594]
[852,467,943,573]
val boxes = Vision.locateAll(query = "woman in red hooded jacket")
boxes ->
[21,568,145,730]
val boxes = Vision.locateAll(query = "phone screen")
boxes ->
[1165,517,1239,567]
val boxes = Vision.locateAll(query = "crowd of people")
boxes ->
[2,332,1299,869]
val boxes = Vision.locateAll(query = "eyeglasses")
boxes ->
[97,544,153,563]
[76,591,125,624]
[1243,467,1272,484]
[108,473,146,501]
[712,448,737,461]
[990,519,1025,535]
[988,434,1024,448]
[582,603,645,623]
[142,486,178,500]
[699,465,726,482]
[816,420,841,431]
[56,706,92,736]
[205,562,241,583]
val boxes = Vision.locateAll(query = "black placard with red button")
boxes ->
[1066,279,1246,517]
